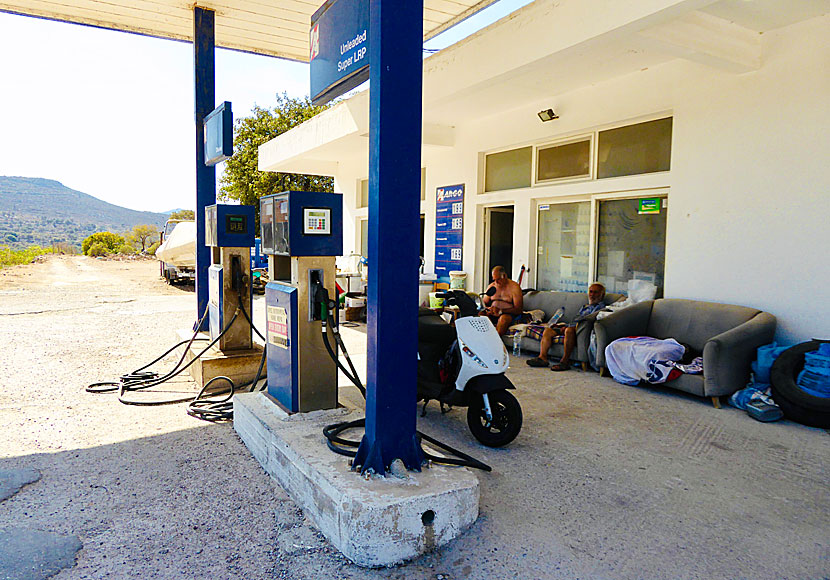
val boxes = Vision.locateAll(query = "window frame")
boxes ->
[481,145,534,193]
[532,133,594,187]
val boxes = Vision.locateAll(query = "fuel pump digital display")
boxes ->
[225,214,247,234]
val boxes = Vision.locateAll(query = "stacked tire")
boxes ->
[770,340,830,428]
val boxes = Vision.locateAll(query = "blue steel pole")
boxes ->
[353,0,425,475]
[194,6,216,330]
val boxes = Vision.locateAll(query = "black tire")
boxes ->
[770,340,830,428]
[467,390,522,447]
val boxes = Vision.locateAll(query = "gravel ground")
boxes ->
[1,255,828,580]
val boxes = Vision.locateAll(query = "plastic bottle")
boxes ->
[512,332,521,357]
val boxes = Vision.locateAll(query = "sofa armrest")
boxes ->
[594,301,654,368]
[702,312,777,397]
[574,311,602,362]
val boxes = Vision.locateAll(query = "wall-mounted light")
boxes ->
[538,108,559,122]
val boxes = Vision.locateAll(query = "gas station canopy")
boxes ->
[0,0,498,61]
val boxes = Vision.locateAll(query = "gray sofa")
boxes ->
[504,290,624,368]
[594,299,777,406]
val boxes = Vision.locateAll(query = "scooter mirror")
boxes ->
[485,286,497,297]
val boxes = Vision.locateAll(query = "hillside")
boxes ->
[0,177,173,249]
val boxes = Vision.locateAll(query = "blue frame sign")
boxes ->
[434,184,465,281]
[310,0,370,106]
[203,101,233,166]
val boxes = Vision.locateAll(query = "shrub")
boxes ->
[87,241,109,257]
[0,245,55,268]
[116,244,137,255]
[82,232,124,256]
[147,241,160,256]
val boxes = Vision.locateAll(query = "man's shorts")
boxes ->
[525,324,566,343]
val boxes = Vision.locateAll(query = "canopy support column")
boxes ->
[194,6,216,329]
[353,0,425,476]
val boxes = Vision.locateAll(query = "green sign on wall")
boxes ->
[638,198,661,214]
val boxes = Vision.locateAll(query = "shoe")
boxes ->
[526,357,549,368]
[550,363,571,371]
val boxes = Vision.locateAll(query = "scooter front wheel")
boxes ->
[467,390,522,447]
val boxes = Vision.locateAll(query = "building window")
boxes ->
[536,202,591,292]
[597,117,672,179]
[360,218,369,257]
[536,137,592,183]
[595,197,667,296]
[484,146,532,192]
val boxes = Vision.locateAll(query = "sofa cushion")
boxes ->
[646,299,761,353]
[522,290,625,323]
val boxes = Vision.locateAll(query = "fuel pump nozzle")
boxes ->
[309,273,336,323]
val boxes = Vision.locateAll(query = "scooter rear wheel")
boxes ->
[467,390,522,447]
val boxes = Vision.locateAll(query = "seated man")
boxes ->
[480,265,523,336]
[526,283,607,371]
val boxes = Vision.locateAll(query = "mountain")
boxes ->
[0,177,172,249]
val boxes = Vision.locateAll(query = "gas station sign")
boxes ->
[434,184,465,280]
[310,0,370,105]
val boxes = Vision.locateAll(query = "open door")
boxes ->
[484,206,514,285]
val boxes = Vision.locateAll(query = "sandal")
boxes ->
[526,357,549,368]
[550,363,571,371]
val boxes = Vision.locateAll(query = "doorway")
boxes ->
[484,206,514,284]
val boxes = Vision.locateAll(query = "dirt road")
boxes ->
[0,256,405,579]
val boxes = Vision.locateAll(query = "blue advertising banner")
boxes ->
[434,184,465,281]
[310,0,370,106]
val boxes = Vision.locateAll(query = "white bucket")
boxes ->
[449,271,467,290]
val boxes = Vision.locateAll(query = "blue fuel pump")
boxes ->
[205,203,255,351]
[260,191,343,413]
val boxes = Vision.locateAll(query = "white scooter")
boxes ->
[417,290,523,447]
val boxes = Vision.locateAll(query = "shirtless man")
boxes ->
[526,282,606,371]
[480,265,523,335]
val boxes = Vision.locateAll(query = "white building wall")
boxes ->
[335,15,829,344]
[666,15,830,343]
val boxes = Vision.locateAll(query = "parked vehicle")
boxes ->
[156,220,196,285]
[417,290,522,447]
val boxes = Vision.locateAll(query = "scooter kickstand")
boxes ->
[440,402,452,414]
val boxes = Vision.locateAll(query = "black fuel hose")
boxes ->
[317,305,492,472]
[323,419,491,472]
[87,293,267,421]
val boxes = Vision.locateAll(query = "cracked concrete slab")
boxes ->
[0,528,82,580]
[0,468,41,502]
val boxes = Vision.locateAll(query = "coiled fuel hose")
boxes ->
[86,296,267,421]
[314,283,491,472]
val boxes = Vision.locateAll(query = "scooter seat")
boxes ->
[418,311,456,350]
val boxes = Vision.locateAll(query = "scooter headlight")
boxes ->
[458,338,488,368]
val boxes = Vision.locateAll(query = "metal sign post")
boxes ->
[352,0,425,475]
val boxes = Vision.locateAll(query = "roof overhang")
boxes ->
[0,0,501,61]
[258,0,830,174]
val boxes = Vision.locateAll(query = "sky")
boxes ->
[0,1,532,213]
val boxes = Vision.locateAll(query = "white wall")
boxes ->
[334,15,829,343]
[666,15,830,343]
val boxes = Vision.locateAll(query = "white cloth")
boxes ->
[605,337,685,386]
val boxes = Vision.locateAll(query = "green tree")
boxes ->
[127,224,159,252]
[87,241,110,257]
[169,209,195,221]
[82,232,124,256]
[219,94,334,211]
